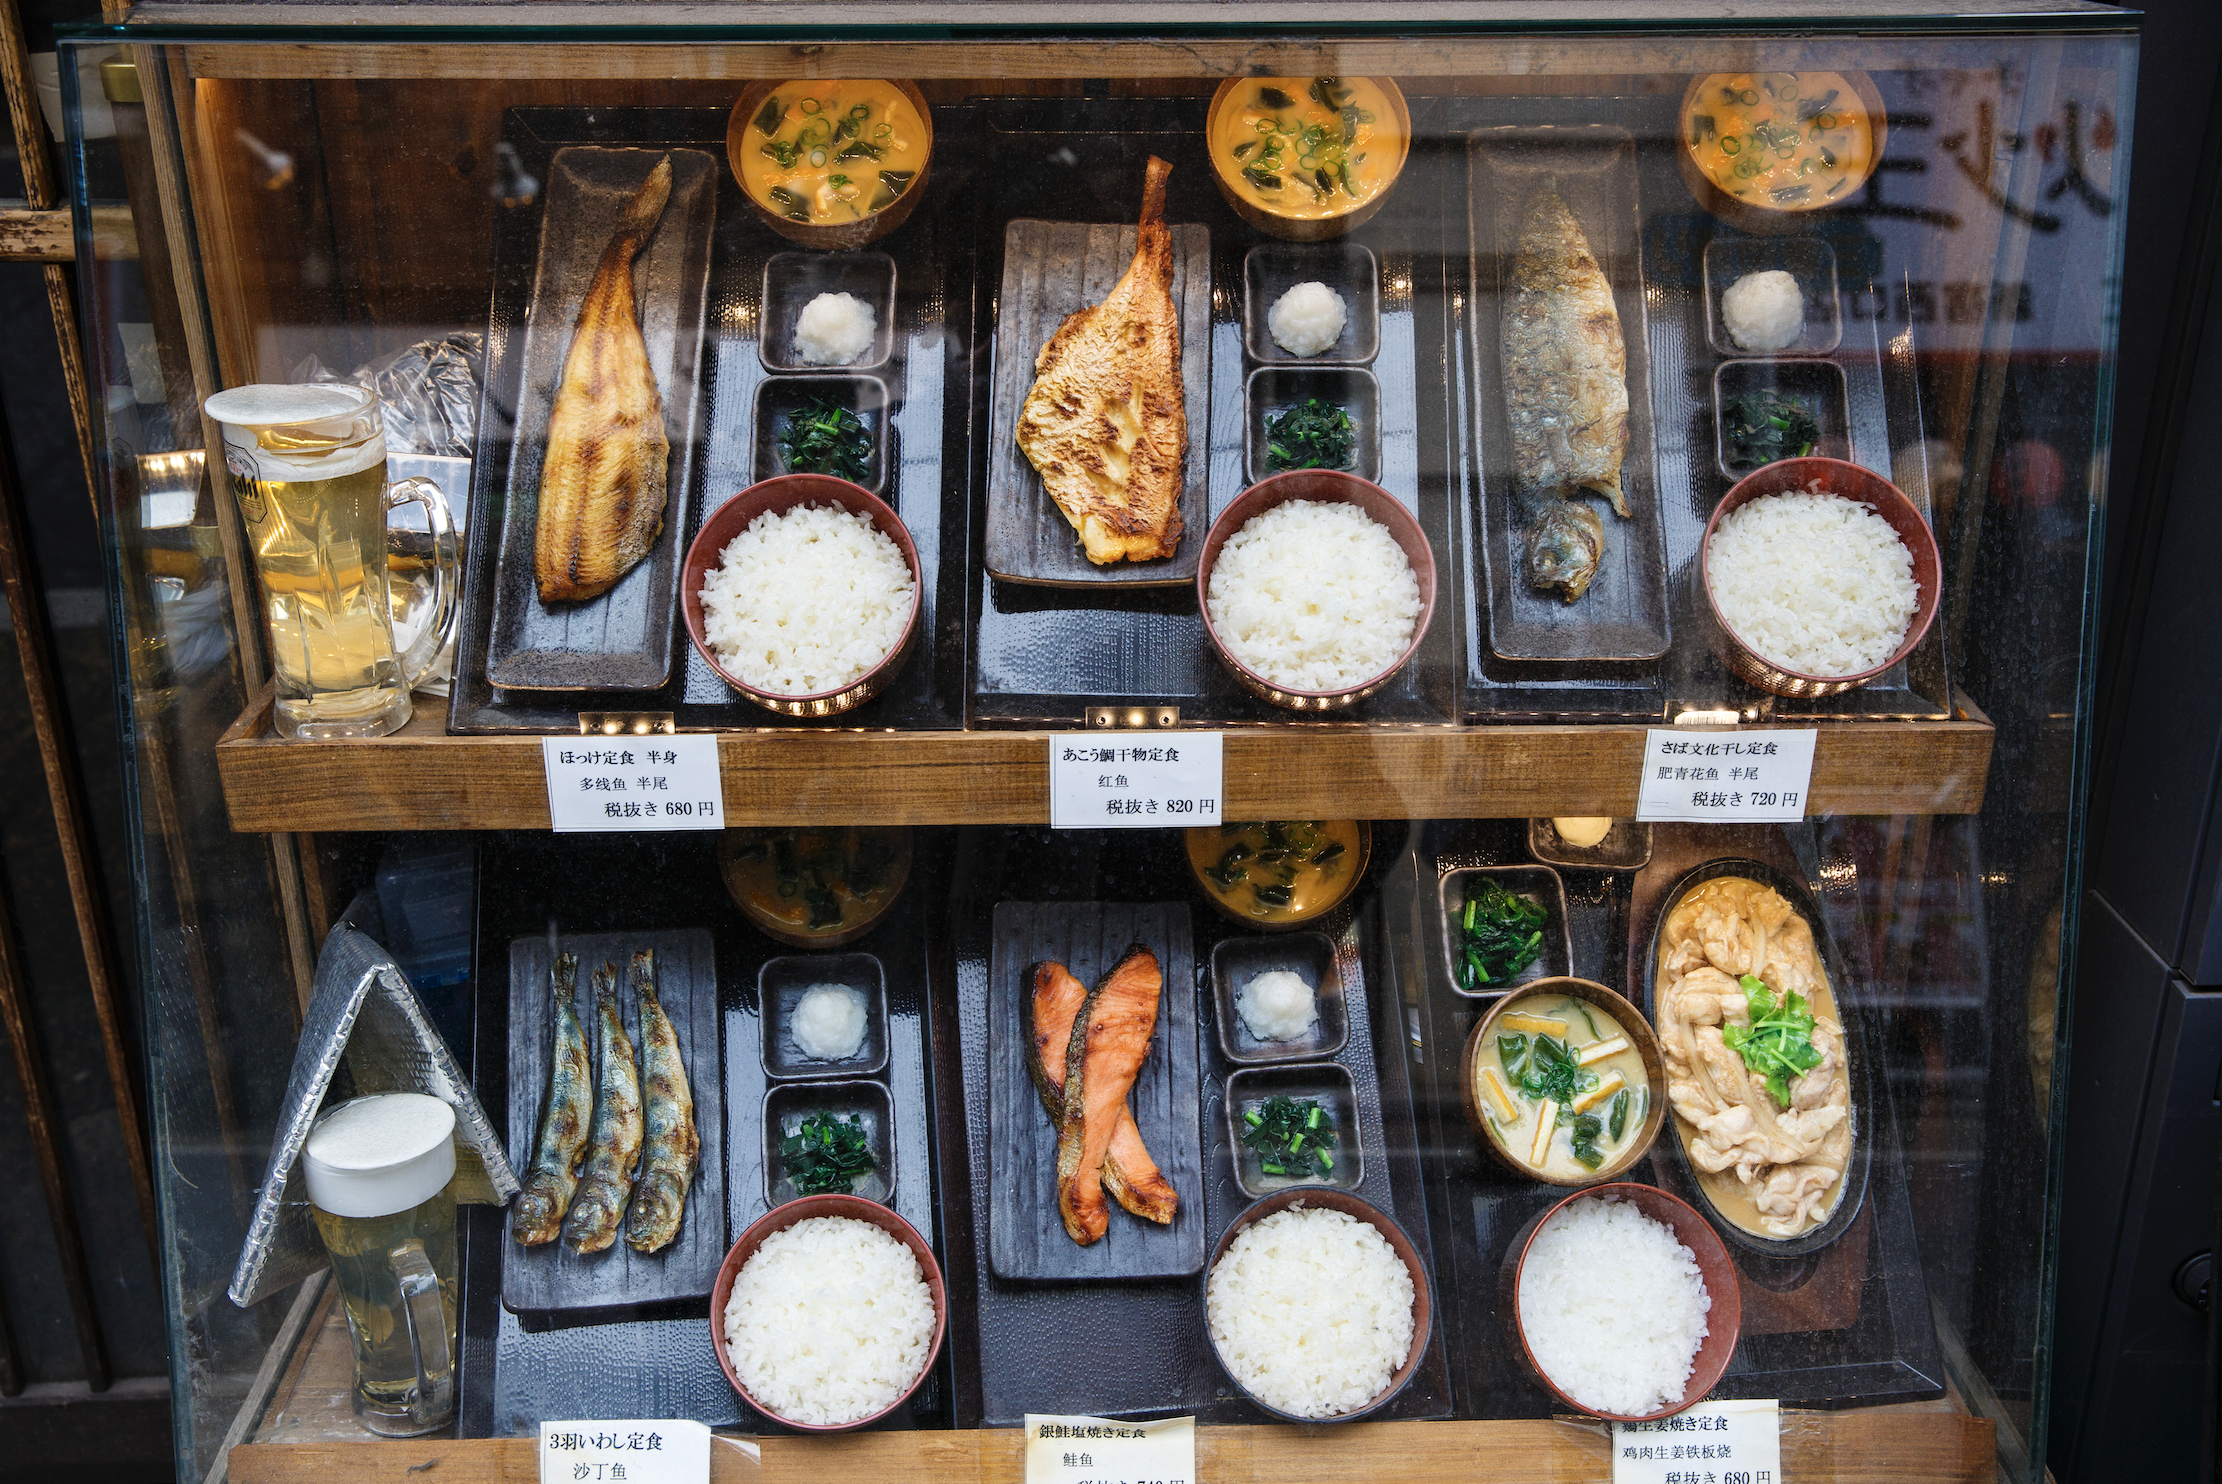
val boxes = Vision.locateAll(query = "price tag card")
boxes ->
[539,1419,710,1484]
[542,735,724,833]
[1025,1413,1195,1484]
[1635,728,1818,824]
[1049,734,1222,830]
[1611,1398,1781,1484]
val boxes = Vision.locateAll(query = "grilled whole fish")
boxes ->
[534,154,674,604]
[624,950,699,1254]
[1026,961,1177,1226]
[511,953,593,1246]
[1055,944,1165,1245]
[1017,155,1186,566]
[561,962,643,1255]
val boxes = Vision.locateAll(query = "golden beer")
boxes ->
[303,1093,460,1436]
[204,384,458,739]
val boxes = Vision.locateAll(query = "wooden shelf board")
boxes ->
[214,687,1993,831]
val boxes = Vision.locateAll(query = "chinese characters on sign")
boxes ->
[1611,1399,1781,1484]
[1024,1413,1194,1484]
[541,736,725,833]
[1635,730,1818,825]
[538,1419,709,1484]
[1048,734,1223,831]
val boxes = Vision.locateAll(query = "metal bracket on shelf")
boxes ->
[577,711,676,736]
[1084,706,1180,730]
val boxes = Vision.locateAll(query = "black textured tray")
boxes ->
[986,900,1204,1280]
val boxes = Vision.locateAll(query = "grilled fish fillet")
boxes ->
[1017,156,1186,565]
[534,154,673,604]
[1026,961,1177,1226]
[1503,185,1629,521]
[1055,944,1164,1245]
[511,953,592,1246]
[561,962,643,1255]
[624,950,699,1254]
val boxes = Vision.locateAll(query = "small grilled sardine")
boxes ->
[624,950,699,1254]
[560,962,643,1255]
[510,953,593,1246]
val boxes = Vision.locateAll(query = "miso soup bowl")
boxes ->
[1461,978,1667,1188]
[1206,78,1411,242]
[1498,1182,1741,1422]
[727,79,935,250]
[710,1193,947,1432]
[1196,470,1436,711]
[1699,456,1941,698]
[682,474,921,718]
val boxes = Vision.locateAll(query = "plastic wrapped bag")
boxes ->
[292,332,484,458]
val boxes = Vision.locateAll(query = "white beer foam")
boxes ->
[206,382,386,481]
[304,1092,456,1218]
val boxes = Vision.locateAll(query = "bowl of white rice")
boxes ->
[1203,1189,1432,1422]
[1503,1183,1740,1422]
[711,1194,946,1431]
[1197,471,1436,710]
[683,475,921,717]
[1700,457,1940,697]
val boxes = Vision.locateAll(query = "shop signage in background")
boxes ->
[539,1418,710,1483]
[541,735,725,832]
[1635,729,1817,825]
[1049,733,1223,830]
[1611,1398,1782,1484]
[1024,1413,1195,1484]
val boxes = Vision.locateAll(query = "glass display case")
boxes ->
[56,4,2129,1480]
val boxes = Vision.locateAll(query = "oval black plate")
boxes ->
[1641,856,1874,1259]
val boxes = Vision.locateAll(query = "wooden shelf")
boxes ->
[215,688,1993,832]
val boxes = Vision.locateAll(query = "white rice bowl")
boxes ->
[1720,269,1803,353]
[1517,1195,1710,1417]
[1268,281,1348,357]
[698,503,914,696]
[1206,500,1422,693]
[1206,1205,1416,1419]
[793,291,877,366]
[1706,486,1919,678]
[722,1214,937,1427]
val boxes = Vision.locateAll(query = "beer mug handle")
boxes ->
[388,1238,453,1431]
[384,477,459,692]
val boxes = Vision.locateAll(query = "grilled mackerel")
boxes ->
[560,962,643,1254]
[510,953,593,1246]
[623,950,699,1254]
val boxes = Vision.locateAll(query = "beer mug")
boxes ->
[203,383,459,739]
[302,1093,459,1436]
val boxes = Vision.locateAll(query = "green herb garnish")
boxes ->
[780,1111,876,1195]
[1264,398,1354,472]
[1722,391,1819,472]
[1718,973,1825,1108]
[1454,880,1548,991]
[1240,1094,1339,1180]
[1569,1112,1607,1169]
[775,396,874,483]
[1517,1032,1598,1109]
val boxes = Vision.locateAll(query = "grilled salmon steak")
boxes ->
[1017,155,1186,566]
[1055,944,1165,1244]
[1026,961,1177,1227]
[534,154,674,604]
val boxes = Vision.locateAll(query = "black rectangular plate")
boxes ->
[482,147,717,692]
[986,900,1204,1280]
[502,927,724,1317]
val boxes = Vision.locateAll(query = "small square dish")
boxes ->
[1713,358,1850,484]
[759,250,897,373]
[764,1079,895,1206]
[1527,818,1653,872]
[1210,931,1349,1065]
[1245,366,1382,486]
[1243,242,1381,366]
[1703,235,1841,357]
[1438,864,1572,999]
[759,953,890,1080]
[752,374,891,497]
[1224,1063,1364,1197]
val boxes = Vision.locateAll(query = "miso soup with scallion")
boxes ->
[1475,993,1649,1181]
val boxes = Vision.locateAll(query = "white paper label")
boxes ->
[541,735,724,833]
[1048,734,1222,830]
[1635,729,1819,824]
[1612,1399,1781,1484]
[1025,1413,1195,1484]
[539,1419,710,1484]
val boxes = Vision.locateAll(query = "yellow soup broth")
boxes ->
[1475,994,1649,1180]
[739,81,925,226]
[1187,820,1364,923]
[1685,71,1876,210]
[1214,77,1404,220]
[721,826,906,938]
